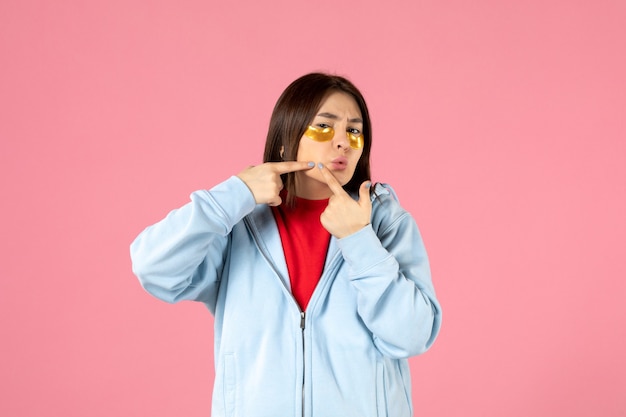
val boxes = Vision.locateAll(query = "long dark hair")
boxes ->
[263,73,372,204]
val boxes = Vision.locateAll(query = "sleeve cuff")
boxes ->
[337,225,395,276]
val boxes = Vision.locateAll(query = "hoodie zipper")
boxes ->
[244,216,343,417]
[300,311,306,417]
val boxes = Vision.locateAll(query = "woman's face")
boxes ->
[294,91,364,199]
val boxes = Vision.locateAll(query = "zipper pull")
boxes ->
[300,311,305,330]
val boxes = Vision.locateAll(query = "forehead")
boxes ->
[316,91,362,120]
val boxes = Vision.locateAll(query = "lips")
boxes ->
[329,156,348,171]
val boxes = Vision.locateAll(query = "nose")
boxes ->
[332,128,350,151]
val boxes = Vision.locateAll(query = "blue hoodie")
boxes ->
[130,176,442,417]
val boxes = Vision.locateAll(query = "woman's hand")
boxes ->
[318,163,372,238]
[237,161,315,206]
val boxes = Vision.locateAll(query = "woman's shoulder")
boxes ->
[369,182,412,228]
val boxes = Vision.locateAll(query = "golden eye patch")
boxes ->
[304,126,364,149]
[305,125,335,142]
[347,131,364,149]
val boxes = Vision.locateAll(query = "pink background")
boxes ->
[1,0,625,416]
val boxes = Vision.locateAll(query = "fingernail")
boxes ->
[365,181,372,189]
[317,163,324,169]
[307,161,315,167]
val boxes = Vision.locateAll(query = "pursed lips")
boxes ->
[330,156,348,170]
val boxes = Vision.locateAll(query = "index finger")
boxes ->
[271,161,316,174]
[318,163,347,196]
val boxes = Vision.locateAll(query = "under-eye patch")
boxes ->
[304,126,364,150]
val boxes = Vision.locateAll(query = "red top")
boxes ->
[272,195,331,311]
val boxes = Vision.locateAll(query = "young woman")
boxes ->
[130,73,442,417]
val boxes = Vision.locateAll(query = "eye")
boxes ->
[317,123,332,129]
[347,127,361,135]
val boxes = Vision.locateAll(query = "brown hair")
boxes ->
[263,73,373,205]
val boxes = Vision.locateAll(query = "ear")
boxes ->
[279,146,285,159]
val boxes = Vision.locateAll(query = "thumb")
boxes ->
[359,180,372,206]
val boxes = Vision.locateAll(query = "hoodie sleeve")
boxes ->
[336,184,442,359]
[130,176,256,309]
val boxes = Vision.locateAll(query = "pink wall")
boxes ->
[1,0,624,416]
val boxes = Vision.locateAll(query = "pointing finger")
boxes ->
[272,161,316,174]
[318,163,347,196]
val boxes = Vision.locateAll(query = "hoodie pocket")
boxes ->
[376,361,388,417]
[223,353,236,417]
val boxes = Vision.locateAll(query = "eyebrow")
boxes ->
[317,112,363,123]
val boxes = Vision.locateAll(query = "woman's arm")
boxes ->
[130,161,314,308]
[130,176,256,308]
[337,185,442,359]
